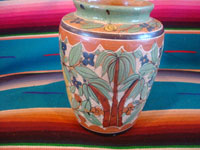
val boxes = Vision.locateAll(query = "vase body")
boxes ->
[59,0,164,134]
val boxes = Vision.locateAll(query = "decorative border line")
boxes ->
[60,21,165,40]
[0,30,200,40]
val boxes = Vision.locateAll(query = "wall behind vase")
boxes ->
[0,0,200,36]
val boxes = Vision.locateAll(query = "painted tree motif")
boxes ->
[59,37,162,128]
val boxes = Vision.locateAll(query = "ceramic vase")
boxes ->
[59,0,164,134]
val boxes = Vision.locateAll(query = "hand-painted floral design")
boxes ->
[82,52,95,66]
[123,103,135,115]
[61,42,67,54]
[91,107,104,116]
[60,36,163,130]
[140,23,154,32]
[72,77,82,89]
[140,55,149,66]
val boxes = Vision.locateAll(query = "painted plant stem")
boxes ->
[89,84,110,127]
[110,59,119,126]
[118,79,139,127]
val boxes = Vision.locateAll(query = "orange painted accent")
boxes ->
[59,26,164,52]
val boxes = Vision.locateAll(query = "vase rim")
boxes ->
[74,0,154,8]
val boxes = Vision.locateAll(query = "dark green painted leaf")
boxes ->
[91,83,111,100]
[71,69,78,78]
[83,112,102,126]
[118,59,125,83]
[83,84,89,99]
[121,74,140,85]
[72,98,80,109]
[69,43,82,66]
[85,101,91,112]
[78,87,83,96]
[88,86,99,104]
[121,57,130,80]
[70,86,76,93]
[89,78,112,92]
[134,50,143,58]
[81,100,87,111]
[75,66,98,79]
[102,55,116,76]
[139,63,156,76]
[63,67,71,82]
[108,62,115,82]
[141,84,148,100]
[128,26,142,33]
[128,79,143,99]
[151,43,159,64]
[81,22,104,29]
[124,102,145,125]
[119,80,133,92]
[122,52,136,73]
[95,51,108,68]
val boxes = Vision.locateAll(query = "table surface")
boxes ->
[1,33,200,150]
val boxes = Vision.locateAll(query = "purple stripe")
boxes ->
[23,91,65,95]
[177,93,200,95]
[0,56,16,59]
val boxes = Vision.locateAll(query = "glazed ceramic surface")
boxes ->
[59,0,164,134]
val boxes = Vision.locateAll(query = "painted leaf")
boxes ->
[72,98,80,109]
[128,26,142,33]
[89,78,112,92]
[141,84,148,100]
[128,79,143,99]
[122,52,136,73]
[85,101,91,112]
[83,112,102,126]
[75,66,98,79]
[121,57,130,80]
[102,55,116,76]
[78,87,83,96]
[134,50,143,58]
[139,63,156,76]
[119,24,133,29]
[119,80,133,92]
[124,102,145,125]
[83,84,89,99]
[95,51,108,68]
[121,74,140,85]
[71,69,78,78]
[80,100,87,111]
[151,43,159,64]
[69,43,82,66]
[63,14,74,20]
[108,62,115,82]
[91,83,111,100]
[118,59,125,83]
[81,22,104,29]
[70,86,76,93]
[64,57,68,63]
[63,67,71,82]
[88,86,99,104]
[149,21,157,27]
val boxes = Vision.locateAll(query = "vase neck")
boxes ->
[73,0,154,24]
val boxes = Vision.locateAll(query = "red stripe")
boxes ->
[165,50,197,53]
[44,53,59,56]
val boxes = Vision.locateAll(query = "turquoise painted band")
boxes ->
[61,21,164,40]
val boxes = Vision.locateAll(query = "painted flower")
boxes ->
[61,42,67,54]
[74,94,82,103]
[123,103,134,115]
[148,73,156,87]
[147,26,154,32]
[140,55,149,66]
[72,77,82,89]
[91,107,104,116]
[70,17,84,24]
[82,52,95,66]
